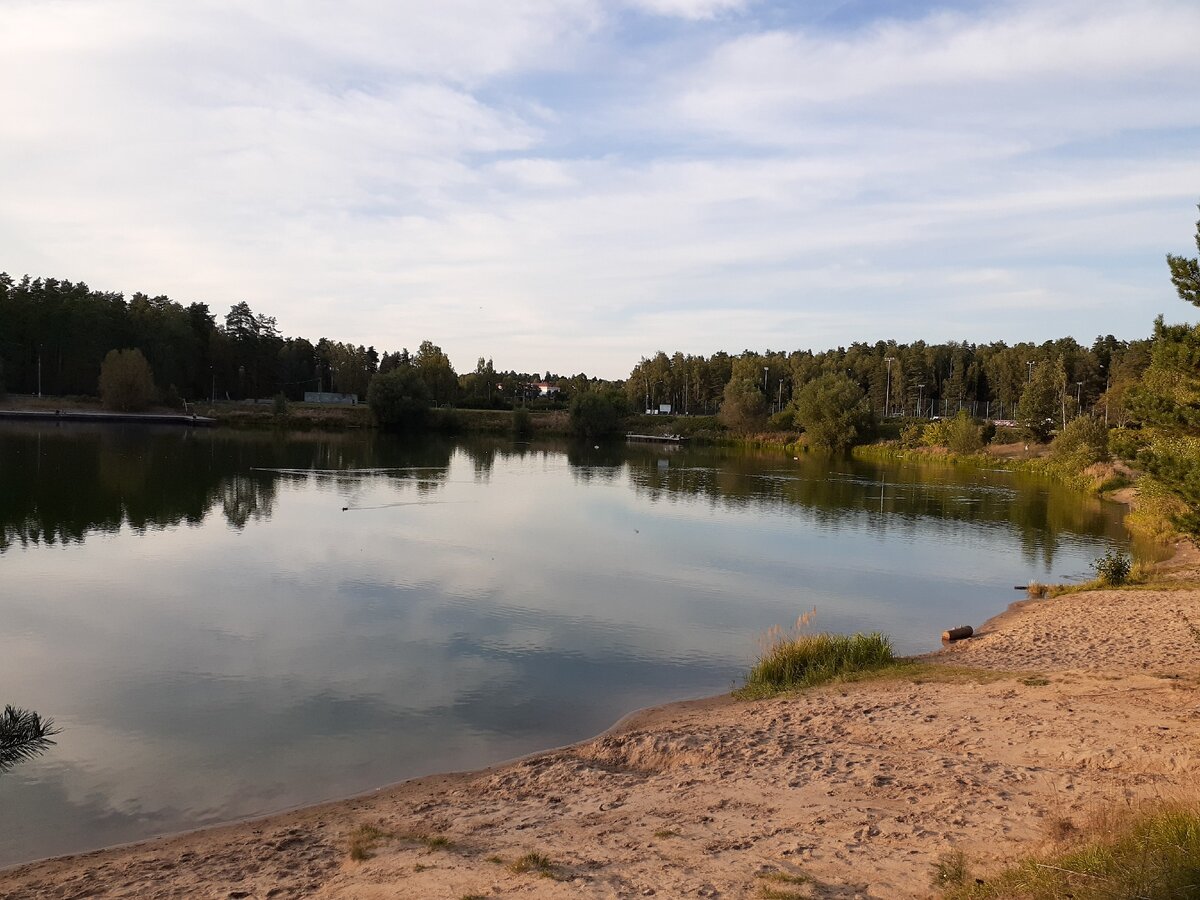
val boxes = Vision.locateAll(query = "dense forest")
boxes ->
[0,273,597,407]
[624,335,1147,425]
[0,271,1152,428]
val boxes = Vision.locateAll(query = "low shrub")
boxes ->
[991,425,1026,445]
[768,408,797,430]
[99,348,156,412]
[1051,415,1109,466]
[900,423,926,449]
[920,412,983,454]
[511,406,532,437]
[1093,550,1132,586]
[162,383,184,411]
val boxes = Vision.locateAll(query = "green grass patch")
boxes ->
[933,850,970,889]
[735,631,896,699]
[944,805,1200,899]
[737,651,1014,699]
[1029,569,1200,600]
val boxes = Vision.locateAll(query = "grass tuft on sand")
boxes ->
[507,851,560,879]
[348,824,391,861]
[943,804,1200,899]
[736,629,895,699]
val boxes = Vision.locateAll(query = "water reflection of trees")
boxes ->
[2,427,1126,569]
[0,425,456,552]
[604,447,1126,569]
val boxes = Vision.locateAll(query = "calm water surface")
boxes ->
[0,423,1128,865]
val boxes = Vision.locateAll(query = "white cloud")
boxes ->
[0,0,1198,376]
[625,0,750,20]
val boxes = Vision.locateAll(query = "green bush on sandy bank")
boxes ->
[736,623,895,700]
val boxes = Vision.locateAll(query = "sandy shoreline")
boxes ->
[4,542,1199,899]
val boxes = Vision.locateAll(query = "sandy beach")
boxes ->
[3,542,1198,899]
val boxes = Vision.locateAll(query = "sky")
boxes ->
[2,0,1199,379]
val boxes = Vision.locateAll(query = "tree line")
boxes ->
[625,334,1149,430]
[0,274,617,408]
[2,207,1194,456]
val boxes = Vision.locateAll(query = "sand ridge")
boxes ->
[3,545,1199,899]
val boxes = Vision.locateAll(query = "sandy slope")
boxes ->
[4,544,1199,900]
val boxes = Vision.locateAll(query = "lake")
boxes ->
[0,423,1128,866]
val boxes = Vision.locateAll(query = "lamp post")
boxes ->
[884,357,895,418]
[763,366,769,395]
[1076,381,1083,416]
[1026,360,1036,382]
[917,383,925,418]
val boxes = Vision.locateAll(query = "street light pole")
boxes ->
[884,357,895,418]
[1076,381,1083,416]
[917,383,925,418]
[763,366,769,395]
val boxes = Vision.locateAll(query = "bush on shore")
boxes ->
[511,405,532,437]
[922,411,984,454]
[569,390,628,439]
[366,367,431,431]
[791,374,872,454]
[98,348,156,412]
[738,627,895,699]
[1051,415,1109,467]
[1092,549,1132,585]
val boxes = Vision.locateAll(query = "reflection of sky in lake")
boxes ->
[0,431,1127,865]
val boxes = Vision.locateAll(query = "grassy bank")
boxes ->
[735,612,897,700]
[850,442,1123,494]
[851,441,1191,549]
[941,803,1200,899]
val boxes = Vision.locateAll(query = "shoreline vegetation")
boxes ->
[3,540,1198,898]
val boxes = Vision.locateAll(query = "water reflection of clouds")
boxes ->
[0,435,1129,866]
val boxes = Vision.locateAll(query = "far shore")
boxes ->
[3,521,1197,899]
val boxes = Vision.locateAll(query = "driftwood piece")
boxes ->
[941,625,973,642]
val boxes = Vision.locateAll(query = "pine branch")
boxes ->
[0,705,61,773]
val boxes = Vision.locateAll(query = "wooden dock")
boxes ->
[0,409,216,427]
[625,433,688,444]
